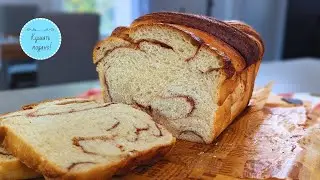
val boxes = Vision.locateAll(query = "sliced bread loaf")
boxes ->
[93,12,264,143]
[0,98,175,179]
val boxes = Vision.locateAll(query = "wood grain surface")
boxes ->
[0,43,29,61]
[121,84,320,180]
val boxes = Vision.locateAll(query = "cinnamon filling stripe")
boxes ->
[101,38,235,78]
[133,12,261,66]
[28,103,114,117]
[67,161,96,171]
[72,123,163,155]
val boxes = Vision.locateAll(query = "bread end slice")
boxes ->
[1,99,175,179]
[0,147,40,180]
[0,110,42,180]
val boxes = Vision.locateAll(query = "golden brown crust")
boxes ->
[226,20,265,60]
[213,63,257,141]
[0,158,40,179]
[0,106,42,180]
[111,26,130,37]
[93,12,264,70]
[226,20,264,49]
[3,126,175,179]
[93,37,131,64]
[132,12,263,67]
[110,26,133,42]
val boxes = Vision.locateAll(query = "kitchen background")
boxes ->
[0,0,319,112]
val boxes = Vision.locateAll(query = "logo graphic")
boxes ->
[19,18,62,60]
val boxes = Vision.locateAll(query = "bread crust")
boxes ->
[212,63,257,141]
[0,163,39,179]
[226,20,264,50]
[94,23,236,78]
[0,99,79,180]
[132,12,263,67]
[0,149,40,180]
[0,105,46,179]
[93,13,263,73]
[111,26,129,37]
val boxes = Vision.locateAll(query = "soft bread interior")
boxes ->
[97,24,230,143]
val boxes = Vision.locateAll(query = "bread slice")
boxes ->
[0,147,40,179]
[92,12,264,143]
[0,98,175,179]
[0,112,41,180]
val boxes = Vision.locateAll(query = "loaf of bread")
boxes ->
[0,98,175,179]
[0,112,40,180]
[93,12,264,143]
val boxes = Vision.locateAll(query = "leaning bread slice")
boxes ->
[0,98,175,179]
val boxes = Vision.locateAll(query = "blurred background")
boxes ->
[0,0,320,112]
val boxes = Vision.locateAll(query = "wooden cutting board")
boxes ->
[121,85,320,180]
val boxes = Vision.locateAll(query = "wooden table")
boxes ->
[0,42,30,90]
[0,43,29,60]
